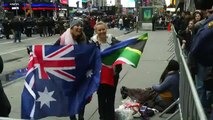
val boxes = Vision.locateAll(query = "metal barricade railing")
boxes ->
[172,28,207,120]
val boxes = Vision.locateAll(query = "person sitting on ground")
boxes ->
[121,60,180,112]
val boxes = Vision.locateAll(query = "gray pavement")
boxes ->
[1,29,180,120]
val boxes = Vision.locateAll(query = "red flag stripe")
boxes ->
[33,45,75,80]
[54,70,76,80]
[47,45,73,58]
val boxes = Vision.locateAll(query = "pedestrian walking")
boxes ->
[11,17,23,43]
[118,17,123,30]
[2,18,11,39]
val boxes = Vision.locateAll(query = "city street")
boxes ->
[0,28,179,120]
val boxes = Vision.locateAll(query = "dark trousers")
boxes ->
[0,80,11,117]
[25,28,32,37]
[14,31,21,42]
[48,27,53,36]
[43,27,48,37]
[152,22,155,31]
[5,34,10,39]
[97,84,116,120]
[4,31,10,39]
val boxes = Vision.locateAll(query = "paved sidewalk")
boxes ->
[2,30,180,120]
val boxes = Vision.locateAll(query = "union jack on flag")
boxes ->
[27,45,76,81]
[21,44,101,119]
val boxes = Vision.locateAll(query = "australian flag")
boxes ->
[21,44,101,119]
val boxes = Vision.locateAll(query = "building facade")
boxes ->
[1,0,66,18]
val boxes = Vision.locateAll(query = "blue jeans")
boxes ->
[195,63,212,113]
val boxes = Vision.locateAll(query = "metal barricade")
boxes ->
[172,28,207,120]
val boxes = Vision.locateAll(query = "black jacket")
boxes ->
[0,56,11,117]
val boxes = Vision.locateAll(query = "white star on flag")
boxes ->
[37,87,56,108]
[86,69,93,78]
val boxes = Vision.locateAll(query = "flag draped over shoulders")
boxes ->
[21,44,101,119]
[101,33,148,68]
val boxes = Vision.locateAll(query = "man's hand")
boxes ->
[181,40,186,49]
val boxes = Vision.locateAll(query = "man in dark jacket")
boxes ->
[83,17,94,40]
[152,13,158,31]
[11,17,23,43]
[0,56,11,117]
[2,18,11,39]
[24,17,33,37]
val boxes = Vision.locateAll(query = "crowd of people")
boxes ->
[172,8,213,119]
[152,12,172,31]
[0,14,136,43]
[1,16,69,42]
